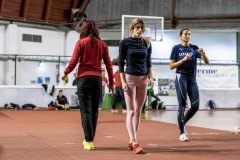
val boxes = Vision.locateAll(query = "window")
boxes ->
[22,34,42,42]
[103,40,120,46]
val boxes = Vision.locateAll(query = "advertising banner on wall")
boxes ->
[197,65,238,88]
[158,79,176,96]
[156,65,238,97]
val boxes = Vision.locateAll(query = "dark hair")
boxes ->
[80,20,100,45]
[59,90,63,93]
[112,57,119,65]
[179,27,190,36]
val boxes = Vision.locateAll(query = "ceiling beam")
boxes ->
[72,0,79,8]
[68,0,79,23]
[170,0,176,28]
[74,0,90,19]
[22,0,30,19]
[0,0,5,16]
[44,0,52,22]
[68,0,90,23]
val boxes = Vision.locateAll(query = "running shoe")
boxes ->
[128,142,133,150]
[179,133,189,142]
[83,140,94,150]
[132,144,143,154]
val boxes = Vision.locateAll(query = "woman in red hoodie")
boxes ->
[63,20,114,150]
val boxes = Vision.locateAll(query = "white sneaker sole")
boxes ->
[179,134,189,142]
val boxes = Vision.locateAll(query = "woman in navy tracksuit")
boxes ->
[170,27,209,142]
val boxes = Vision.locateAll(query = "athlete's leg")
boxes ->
[175,74,188,135]
[150,92,161,102]
[134,76,148,135]
[91,76,102,140]
[77,76,94,142]
[124,75,137,141]
[124,75,147,144]
[184,77,200,124]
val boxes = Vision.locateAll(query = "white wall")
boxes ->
[5,60,15,85]
[151,30,236,61]
[0,25,74,85]
[17,27,66,55]
[65,30,80,56]
[0,26,5,84]
[5,24,18,55]
[106,30,237,62]
[0,61,4,84]
[0,25,5,54]
[16,61,56,85]
[0,25,238,60]
[0,86,76,107]
[108,46,119,59]
[0,24,238,86]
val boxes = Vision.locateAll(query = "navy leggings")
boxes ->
[112,87,126,109]
[175,74,199,134]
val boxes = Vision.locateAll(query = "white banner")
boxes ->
[197,65,238,88]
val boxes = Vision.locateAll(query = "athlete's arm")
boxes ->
[147,67,154,86]
[201,52,209,64]
[198,48,209,64]
[170,53,192,70]
[120,72,128,92]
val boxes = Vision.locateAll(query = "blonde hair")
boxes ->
[129,18,145,32]
[143,37,151,48]
[129,18,150,48]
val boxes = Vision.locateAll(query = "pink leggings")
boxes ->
[124,74,148,141]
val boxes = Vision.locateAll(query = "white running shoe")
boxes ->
[179,133,189,142]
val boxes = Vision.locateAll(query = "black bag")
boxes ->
[48,101,55,107]
[4,103,20,109]
[151,100,158,109]
[22,103,37,109]
[10,103,20,109]
[207,100,216,109]
[158,101,165,110]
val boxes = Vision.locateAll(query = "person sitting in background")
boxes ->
[55,90,70,110]
[72,73,78,86]
[142,85,163,112]
[111,69,127,114]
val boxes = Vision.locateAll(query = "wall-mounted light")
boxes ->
[38,60,45,67]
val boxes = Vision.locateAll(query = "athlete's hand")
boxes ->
[122,82,128,92]
[198,48,206,56]
[200,51,206,56]
[109,85,115,95]
[198,48,204,53]
[148,77,154,86]
[62,75,68,83]
[183,53,192,62]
